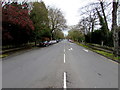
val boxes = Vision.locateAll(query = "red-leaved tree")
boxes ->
[2,1,34,45]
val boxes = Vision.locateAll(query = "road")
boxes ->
[2,40,118,88]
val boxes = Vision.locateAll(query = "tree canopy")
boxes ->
[2,1,34,45]
[30,1,51,44]
[48,7,67,39]
[67,29,85,42]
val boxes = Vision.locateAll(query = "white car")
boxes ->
[49,40,57,45]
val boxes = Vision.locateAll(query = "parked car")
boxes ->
[39,41,49,47]
[68,39,74,43]
[56,39,60,43]
[49,40,57,45]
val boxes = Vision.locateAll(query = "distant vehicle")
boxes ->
[39,41,49,47]
[49,40,57,45]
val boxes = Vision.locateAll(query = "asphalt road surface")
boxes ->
[2,40,118,88]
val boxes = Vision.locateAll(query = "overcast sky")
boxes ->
[39,0,98,35]
[42,0,97,26]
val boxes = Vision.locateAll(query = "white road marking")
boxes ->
[63,72,67,88]
[64,49,65,52]
[83,49,88,52]
[64,54,65,63]
[68,48,73,51]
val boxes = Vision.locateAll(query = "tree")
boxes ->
[96,8,108,46]
[48,7,67,39]
[112,0,119,56]
[99,0,109,32]
[79,2,102,43]
[2,1,34,45]
[53,30,64,39]
[30,1,50,45]
[0,1,2,46]
[79,1,112,46]
[68,29,85,42]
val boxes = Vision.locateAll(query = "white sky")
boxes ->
[42,0,97,26]
[40,0,97,35]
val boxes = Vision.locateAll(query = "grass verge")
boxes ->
[76,42,120,62]
[1,45,39,59]
[93,50,120,61]
[0,54,8,58]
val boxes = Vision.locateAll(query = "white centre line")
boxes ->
[83,49,88,52]
[64,54,66,63]
[63,72,67,88]
[64,49,65,52]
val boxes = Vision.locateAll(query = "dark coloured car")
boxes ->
[56,40,59,43]
[39,41,49,47]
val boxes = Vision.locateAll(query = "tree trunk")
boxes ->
[35,37,37,46]
[91,20,94,33]
[51,30,54,40]
[101,41,104,46]
[112,0,119,57]
[35,41,37,46]
[100,1,109,32]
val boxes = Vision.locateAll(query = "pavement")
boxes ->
[2,40,118,88]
